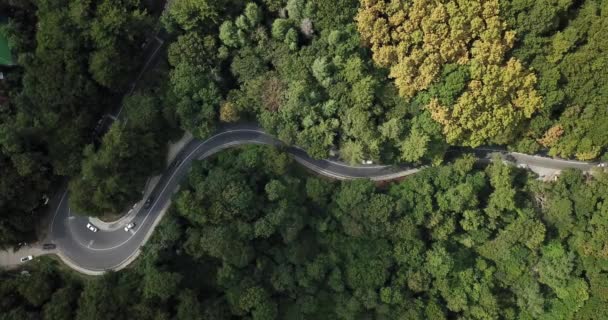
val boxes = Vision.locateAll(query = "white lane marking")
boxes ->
[53,195,101,250]
[296,159,350,180]
[60,127,596,255]
[50,190,68,236]
[196,140,264,160]
[130,230,135,235]
[85,128,265,251]
[289,145,391,169]
[325,158,390,169]
[473,148,594,166]
[87,240,94,248]
[84,128,422,252]
[510,152,593,165]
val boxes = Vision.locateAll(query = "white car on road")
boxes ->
[20,255,33,263]
[124,222,136,232]
[86,223,98,233]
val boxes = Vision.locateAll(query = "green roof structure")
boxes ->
[0,19,13,66]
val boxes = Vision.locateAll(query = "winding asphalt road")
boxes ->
[48,124,601,274]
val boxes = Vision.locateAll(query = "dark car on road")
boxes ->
[143,195,155,209]
[42,243,56,250]
[169,157,182,169]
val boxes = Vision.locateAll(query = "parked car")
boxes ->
[20,256,33,263]
[124,222,136,232]
[598,163,607,168]
[86,223,98,233]
[171,157,183,168]
[42,243,56,250]
[143,196,155,209]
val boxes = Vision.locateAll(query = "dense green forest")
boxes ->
[165,0,608,164]
[0,0,167,242]
[1,0,608,317]
[2,145,607,319]
[1,0,607,241]
[67,89,178,217]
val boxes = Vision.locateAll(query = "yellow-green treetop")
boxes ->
[357,0,543,147]
[428,59,542,146]
[357,0,501,97]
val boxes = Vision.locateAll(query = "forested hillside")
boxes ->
[1,0,607,243]
[0,0,156,245]
[165,0,608,164]
[1,0,607,317]
[2,145,607,319]
[501,0,608,160]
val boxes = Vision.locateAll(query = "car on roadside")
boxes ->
[42,243,56,250]
[169,157,182,169]
[20,256,33,263]
[598,163,607,168]
[86,223,98,233]
[143,196,155,209]
[124,222,136,232]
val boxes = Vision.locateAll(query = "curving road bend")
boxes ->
[48,124,600,274]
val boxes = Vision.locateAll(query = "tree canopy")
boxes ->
[4,145,608,319]
[356,0,543,147]
[0,0,155,245]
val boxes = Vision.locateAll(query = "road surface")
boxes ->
[13,124,604,274]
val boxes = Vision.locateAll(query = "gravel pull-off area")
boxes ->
[0,245,49,269]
